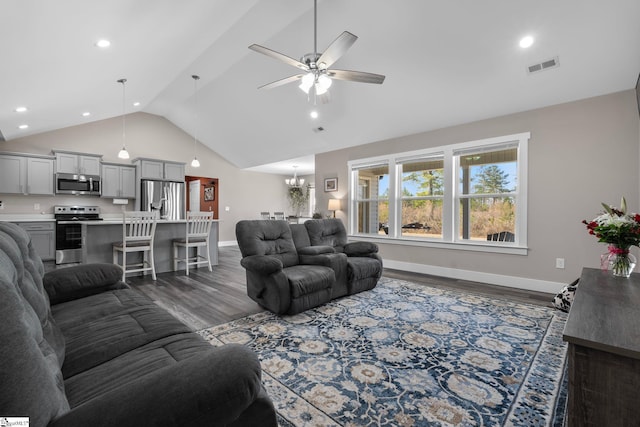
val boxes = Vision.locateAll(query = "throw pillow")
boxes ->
[552,278,579,312]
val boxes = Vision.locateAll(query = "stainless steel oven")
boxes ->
[54,205,102,264]
[55,173,101,196]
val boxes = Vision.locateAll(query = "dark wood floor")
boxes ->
[120,246,555,331]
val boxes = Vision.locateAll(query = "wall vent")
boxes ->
[527,56,559,74]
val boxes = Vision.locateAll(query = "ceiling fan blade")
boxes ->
[317,31,357,69]
[328,69,386,84]
[249,44,309,71]
[258,74,305,90]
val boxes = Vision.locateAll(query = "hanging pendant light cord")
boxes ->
[120,79,126,146]
[191,75,201,167]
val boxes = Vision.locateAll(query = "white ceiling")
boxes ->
[1,0,639,177]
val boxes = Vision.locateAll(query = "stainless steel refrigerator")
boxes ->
[140,180,185,220]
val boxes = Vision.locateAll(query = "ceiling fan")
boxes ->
[248,0,385,103]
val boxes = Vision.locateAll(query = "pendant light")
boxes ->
[190,74,201,168]
[117,78,130,159]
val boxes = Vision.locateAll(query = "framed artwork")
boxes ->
[324,178,338,192]
[204,186,215,201]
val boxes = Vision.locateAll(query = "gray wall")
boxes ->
[0,112,289,242]
[315,90,640,290]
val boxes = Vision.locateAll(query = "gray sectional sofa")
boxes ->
[236,219,382,315]
[0,222,276,427]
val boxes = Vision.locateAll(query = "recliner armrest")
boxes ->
[241,255,284,276]
[298,246,335,255]
[344,241,379,256]
[44,263,127,305]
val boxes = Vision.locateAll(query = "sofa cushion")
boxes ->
[284,265,334,298]
[53,289,191,378]
[304,219,348,252]
[0,222,65,365]
[0,262,70,427]
[348,257,383,284]
[236,220,299,267]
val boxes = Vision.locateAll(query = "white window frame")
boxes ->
[348,132,530,255]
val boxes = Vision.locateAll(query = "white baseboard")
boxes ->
[384,259,564,295]
[219,240,238,247]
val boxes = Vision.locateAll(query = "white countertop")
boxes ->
[0,214,55,222]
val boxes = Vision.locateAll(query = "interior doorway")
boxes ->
[185,176,218,218]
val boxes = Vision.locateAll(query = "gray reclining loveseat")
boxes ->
[235,219,382,315]
[0,222,277,427]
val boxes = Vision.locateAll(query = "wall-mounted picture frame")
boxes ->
[204,186,215,201]
[324,178,338,192]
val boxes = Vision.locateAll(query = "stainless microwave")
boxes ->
[55,173,101,195]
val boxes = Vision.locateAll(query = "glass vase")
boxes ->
[605,245,637,278]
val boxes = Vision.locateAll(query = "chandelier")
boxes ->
[285,166,305,187]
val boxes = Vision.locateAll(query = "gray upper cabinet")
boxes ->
[26,157,55,195]
[135,158,185,182]
[0,153,54,195]
[54,151,102,175]
[164,162,185,181]
[101,163,136,199]
[0,154,26,194]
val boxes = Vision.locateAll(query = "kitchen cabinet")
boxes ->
[101,163,136,198]
[54,151,102,175]
[27,157,55,195]
[135,158,185,181]
[15,222,55,261]
[0,153,54,195]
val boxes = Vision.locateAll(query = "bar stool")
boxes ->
[112,211,158,281]
[172,211,213,275]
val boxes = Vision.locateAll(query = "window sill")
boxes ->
[348,234,528,255]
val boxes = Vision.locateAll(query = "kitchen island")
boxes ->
[81,219,219,276]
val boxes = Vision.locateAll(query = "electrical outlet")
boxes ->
[555,258,565,269]
[34,203,40,210]
[225,206,230,212]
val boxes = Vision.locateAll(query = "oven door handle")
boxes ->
[56,221,84,225]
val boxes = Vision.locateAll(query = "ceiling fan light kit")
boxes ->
[249,0,384,104]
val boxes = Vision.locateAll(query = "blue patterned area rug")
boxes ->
[198,277,568,426]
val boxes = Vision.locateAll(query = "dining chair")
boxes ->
[260,211,271,220]
[112,211,158,281]
[172,211,214,275]
[273,212,285,220]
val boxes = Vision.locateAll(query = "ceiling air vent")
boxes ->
[527,56,559,74]
[312,126,325,133]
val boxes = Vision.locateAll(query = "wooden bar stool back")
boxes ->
[112,211,158,281]
[172,211,214,275]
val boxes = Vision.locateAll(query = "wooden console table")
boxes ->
[563,267,640,426]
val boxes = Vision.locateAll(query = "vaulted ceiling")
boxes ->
[1,0,639,176]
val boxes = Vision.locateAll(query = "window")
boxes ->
[348,132,529,252]
[455,145,518,242]
[399,156,444,239]
[352,163,389,235]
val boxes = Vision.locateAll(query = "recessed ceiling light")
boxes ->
[82,112,91,117]
[132,101,140,107]
[310,110,318,119]
[95,39,111,48]
[18,124,29,130]
[519,36,534,49]
[14,106,28,113]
